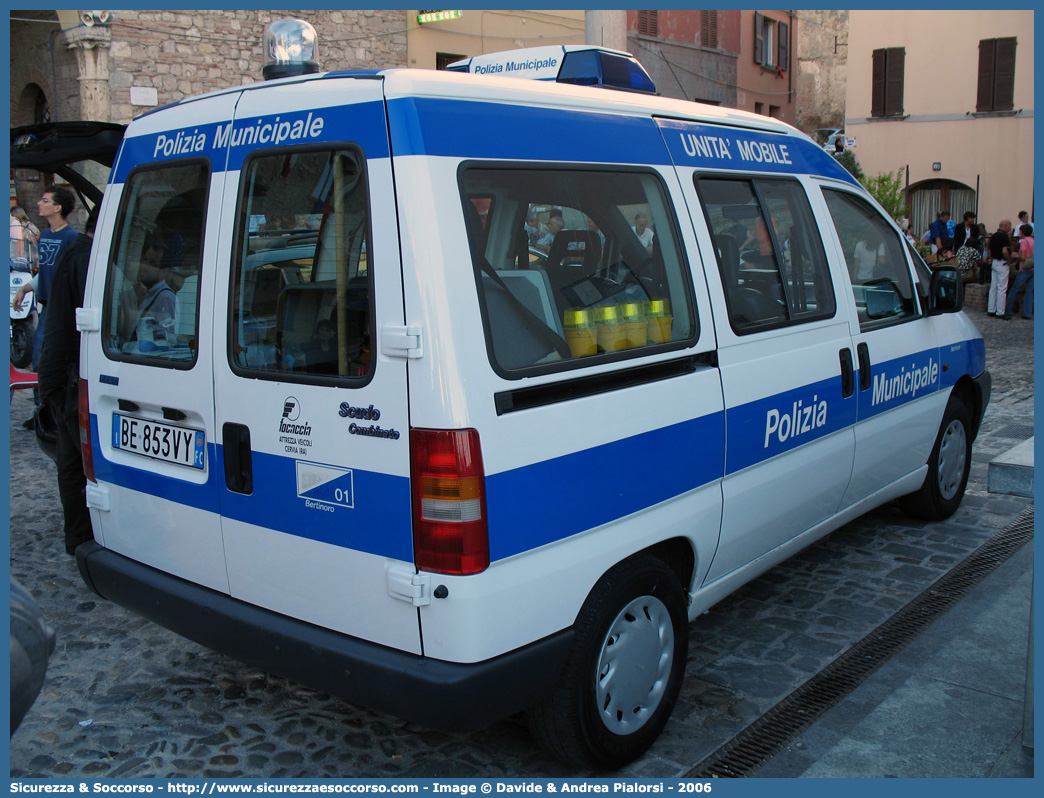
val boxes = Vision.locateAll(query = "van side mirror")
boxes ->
[928,265,963,315]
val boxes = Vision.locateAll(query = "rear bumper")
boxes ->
[76,542,573,733]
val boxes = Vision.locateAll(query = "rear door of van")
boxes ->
[85,96,233,593]
[210,78,420,653]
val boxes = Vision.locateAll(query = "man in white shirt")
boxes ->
[631,213,654,254]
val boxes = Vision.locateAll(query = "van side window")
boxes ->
[822,189,918,329]
[462,167,697,377]
[697,176,835,334]
[102,161,208,364]
[230,148,372,382]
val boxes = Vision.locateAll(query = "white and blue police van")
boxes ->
[74,21,989,768]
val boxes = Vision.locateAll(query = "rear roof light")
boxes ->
[78,378,95,482]
[410,428,489,575]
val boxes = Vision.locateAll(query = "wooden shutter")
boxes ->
[871,49,886,117]
[976,39,996,111]
[884,48,905,116]
[754,12,765,65]
[993,37,1016,111]
[701,10,718,49]
[778,21,789,72]
[638,10,659,37]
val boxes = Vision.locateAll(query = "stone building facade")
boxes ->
[793,10,848,133]
[10,10,407,216]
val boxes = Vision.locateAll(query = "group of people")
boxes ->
[10,186,95,555]
[920,208,1033,321]
[525,207,655,259]
[986,213,1034,321]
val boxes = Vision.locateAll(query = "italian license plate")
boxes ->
[112,413,206,469]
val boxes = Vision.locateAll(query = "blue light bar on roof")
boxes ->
[446,45,657,95]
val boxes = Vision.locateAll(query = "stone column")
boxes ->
[61,22,112,123]
[585,10,627,52]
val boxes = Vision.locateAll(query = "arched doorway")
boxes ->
[908,179,976,238]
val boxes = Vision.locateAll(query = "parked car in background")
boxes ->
[813,127,845,152]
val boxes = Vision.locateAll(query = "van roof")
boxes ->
[138,66,804,141]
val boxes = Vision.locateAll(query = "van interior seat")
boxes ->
[277,283,337,355]
[545,230,603,272]
[495,268,562,335]
[174,274,198,340]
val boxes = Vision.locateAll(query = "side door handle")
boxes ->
[222,422,253,495]
[857,342,872,391]
[839,348,854,398]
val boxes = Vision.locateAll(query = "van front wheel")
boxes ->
[901,396,972,520]
[527,555,687,769]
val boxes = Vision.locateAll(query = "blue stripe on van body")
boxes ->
[484,413,725,562]
[89,339,982,563]
[656,117,859,186]
[116,94,857,182]
[857,347,943,421]
[385,97,674,165]
[856,338,984,421]
[219,449,414,560]
[113,101,391,183]
[725,373,856,475]
[90,415,414,562]
[938,337,986,391]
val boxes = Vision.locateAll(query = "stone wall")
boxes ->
[106,10,407,124]
[9,13,82,124]
[631,37,737,107]
[10,10,407,221]
[794,10,847,134]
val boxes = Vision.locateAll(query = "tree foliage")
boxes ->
[860,167,908,225]
[834,150,864,182]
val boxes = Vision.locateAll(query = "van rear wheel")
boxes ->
[901,396,972,521]
[527,554,687,769]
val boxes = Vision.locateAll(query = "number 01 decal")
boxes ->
[296,461,355,509]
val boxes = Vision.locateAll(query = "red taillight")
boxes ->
[78,378,95,483]
[410,428,489,575]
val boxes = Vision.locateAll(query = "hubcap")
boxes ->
[595,595,674,735]
[937,418,967,501]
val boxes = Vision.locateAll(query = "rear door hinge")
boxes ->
[381,325,423,359]
[76,307,101,332]
[387,567,431,607]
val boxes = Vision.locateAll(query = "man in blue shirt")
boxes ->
[929,210,954,258]
[15,187,78,426]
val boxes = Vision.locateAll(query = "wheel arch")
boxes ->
[950,374,985,441]
[640,536,696,599]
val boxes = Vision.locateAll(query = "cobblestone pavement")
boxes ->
[8,308,1033,779]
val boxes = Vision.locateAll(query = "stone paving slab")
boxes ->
[757,543,1033,778]
[8,307,1033,778]
[989,437,1035,497]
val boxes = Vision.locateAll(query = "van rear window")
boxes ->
[102,160,208,365]
[229,147,372,383]
[462,167,697,377]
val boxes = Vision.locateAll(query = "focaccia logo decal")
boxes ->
[279,396,312,455]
